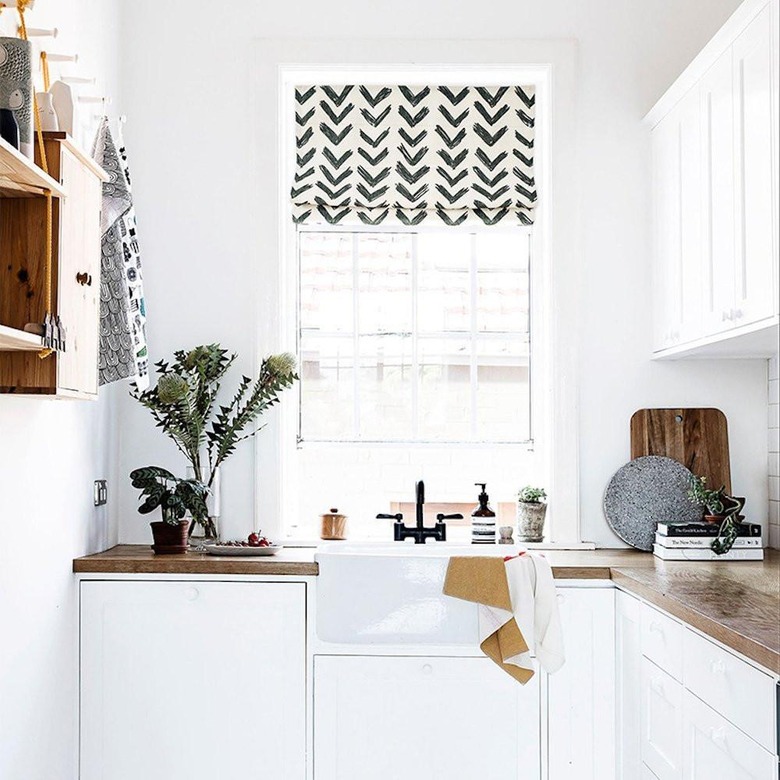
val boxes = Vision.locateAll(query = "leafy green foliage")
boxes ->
[129,466,209,525]
[518,486,546,504]
[687,475,727,514]
[688,475,745,555]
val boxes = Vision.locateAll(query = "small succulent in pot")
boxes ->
[130,467,209,554]
[687,474,746,555]
[517,486,548,542]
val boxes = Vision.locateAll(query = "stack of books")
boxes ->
[654,521,764,561]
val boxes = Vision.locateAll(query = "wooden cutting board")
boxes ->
[630,408,731,494]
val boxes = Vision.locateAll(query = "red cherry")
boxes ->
[248,532,259,544]
[259,539,270,547]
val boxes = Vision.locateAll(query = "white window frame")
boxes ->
[252,40,582,546]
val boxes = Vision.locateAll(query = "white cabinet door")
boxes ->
[640,658,683,780]
[652,109,682,351]
[314,655,540,780]
[548,588,616,780]
[700,48,737,336]
[733,5,778,326]
[682,691,777,780]
[80,581,306,780]
[617,591,642,780]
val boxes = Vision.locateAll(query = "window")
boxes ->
[298,229,532,444]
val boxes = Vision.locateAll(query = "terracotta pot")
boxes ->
[517,502,547,542]
[320,508,347,540]
[150,520,189,554]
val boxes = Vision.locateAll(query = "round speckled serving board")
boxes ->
[604,455,702,551]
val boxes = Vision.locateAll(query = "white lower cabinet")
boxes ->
[79,581,306,780]
[617,591,642,779]
[547,588,616,780]
[682,691,777,780]
[313,655,540,780]
[641,658,684,780]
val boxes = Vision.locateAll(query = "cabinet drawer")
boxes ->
[641,658,684,780]
[683,629,776,752]
[682,691,777,779]
[642,603,683,680]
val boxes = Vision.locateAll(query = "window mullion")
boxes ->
[352,234,361,439]
[469,233,478,441]
[411,234,419,439]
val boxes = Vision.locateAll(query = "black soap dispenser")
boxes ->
[471,483,496,544]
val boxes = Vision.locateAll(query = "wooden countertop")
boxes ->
[74,546,779,672]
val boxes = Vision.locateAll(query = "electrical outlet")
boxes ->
[94,480,108,507]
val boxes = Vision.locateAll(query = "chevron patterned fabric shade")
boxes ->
[291,85,536,227]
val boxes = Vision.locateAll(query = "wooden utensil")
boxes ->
[630,408,731,494]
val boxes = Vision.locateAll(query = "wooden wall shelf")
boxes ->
[0,136,67,198]
[0,324,43,351]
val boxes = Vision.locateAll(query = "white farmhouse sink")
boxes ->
[314,542,526,645]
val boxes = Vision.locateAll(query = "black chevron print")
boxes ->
[438,106,469,127]
[473,124,507,146]
[399,86,430,106]
[438,86,470,105]
[357,165,391,187]
[398,105,429,127]
[360,128,390,148]
[399,129,426,147]
[396,162,430,185]
[475,87,509,108]
[358,147,389,166]
[296,107,315,126]
[359,86,391,107]
[321,86,353,106]
[434,126,466,149]
[475,102,510,126]
[292,83,537,227]
[320,123,353,145]
[295,86,316,104]
[320,101,354,125]
[360,106,391,127]
[476,149,508,171]
[435,184,469,204]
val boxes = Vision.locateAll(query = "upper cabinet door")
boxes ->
[700,48,737,336]
[732,5,778,325]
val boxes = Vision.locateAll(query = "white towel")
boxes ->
[476,553,565,677]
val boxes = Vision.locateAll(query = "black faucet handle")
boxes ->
[436,513,463,521]
[377,513,404,521]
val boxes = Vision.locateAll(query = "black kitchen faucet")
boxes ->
[377,480,463,543]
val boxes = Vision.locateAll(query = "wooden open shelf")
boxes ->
[0,323,43,351]
[0,135,67,198]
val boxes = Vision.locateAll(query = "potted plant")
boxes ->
[687,475,746,554]
[516,486,547,542]
[131,345,297,544]
[130,467,209,554]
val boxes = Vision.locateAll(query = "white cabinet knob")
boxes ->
[733,308,743,319]
[709,659,726,675]
[649,621,664,636]
[421,663,433,676]
[184,586,200,602]
[709,726,727,749]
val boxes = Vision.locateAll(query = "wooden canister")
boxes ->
[320,508,347,540]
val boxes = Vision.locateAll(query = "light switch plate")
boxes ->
[94,480,108,507]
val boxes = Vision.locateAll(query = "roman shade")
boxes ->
[291,84,536,227]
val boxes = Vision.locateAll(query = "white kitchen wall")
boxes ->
[114,0,775,547]
[769,353,780,549]
[0,2,122,778]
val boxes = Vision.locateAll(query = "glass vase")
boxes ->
[186,466,221,550]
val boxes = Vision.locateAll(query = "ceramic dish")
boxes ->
[204,544,282,557]
[604,455,701,551]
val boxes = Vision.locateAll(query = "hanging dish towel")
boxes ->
[92,117,149,389]
[443,553,565,683]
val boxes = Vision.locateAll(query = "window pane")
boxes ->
[475,338,530,441]
[300,232,353,334]
[299,336,355,440]
[357,335,414,440]
[418,337,472,441]
[476,232,529,334]
[357,234,413,335]
[417,233,471,333]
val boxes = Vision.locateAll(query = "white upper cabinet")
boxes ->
[648,0,779,358]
